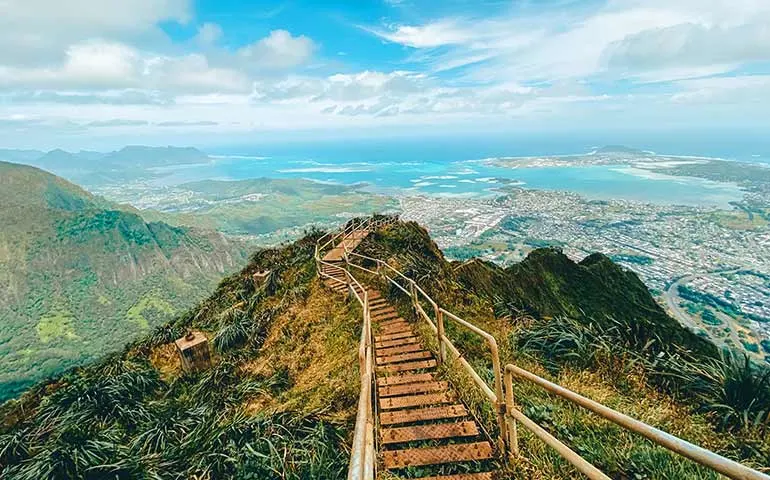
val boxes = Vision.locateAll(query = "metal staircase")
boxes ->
[322,259,495,478]
[315,216,770,480]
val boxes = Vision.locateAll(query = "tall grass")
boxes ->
[517,315,770,432]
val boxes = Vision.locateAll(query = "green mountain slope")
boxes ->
[0,162,249,401]
[0,232,356,479]
[455,249,718,357]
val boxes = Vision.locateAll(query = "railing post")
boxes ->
[409,280,417,311]
[489,337,507,456]
[436,308,446,364]
[504,369,519,461]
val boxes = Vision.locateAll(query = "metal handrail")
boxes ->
[328,216,769,480]
[315,216,398,480]
[345,248,509,453]
[503,364,770,480]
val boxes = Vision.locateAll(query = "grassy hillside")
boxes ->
[0,162,250,402]
[2,219,768,479]
[0,233,359,479]
[355,221,770,478]
[454,249,717,357]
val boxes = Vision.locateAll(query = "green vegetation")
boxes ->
[701,309,723,326]
[0,233,359,479]
[356,221,769,478]
[678,285,742,318]
[35,309,79,343]
[742,341,761,354]
[143,178,398,237]
[0,162,249,402]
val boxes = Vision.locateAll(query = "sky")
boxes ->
[0,0,769,149]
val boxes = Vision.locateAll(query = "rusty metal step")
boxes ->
[373,312,400,322]
[377,350,432,365]
[420,473,494,480]
[377,359,436,374]
[377,372,434,387]
[380,404,468,425]
[383,441,493,469]
[380,404,468,426]
[377,336,420,349]
[381,421,479,444]
[376,343,423,357]
[380,392,454,410]
[375,330,415,343]
[378,322,410,334]
[379,380,448,397]
[378,327,411,338]
[380,316,409,326]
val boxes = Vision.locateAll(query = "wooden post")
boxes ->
[175,331,211,373]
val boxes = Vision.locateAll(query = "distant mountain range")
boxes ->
[0,161,249,401]
[0,146,211,186]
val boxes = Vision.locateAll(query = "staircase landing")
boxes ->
[322,229,369,262]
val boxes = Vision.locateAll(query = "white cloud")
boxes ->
[238,30,316,70]
[671,75,770,104]
[144,54,252,94]
[195,23,223,46]
[372,20,478,48]
[370,0,770,84]
[603,22,770,72]
[0,41,141,90]
[0,0,191,66]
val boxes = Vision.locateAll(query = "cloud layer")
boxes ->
[0,0,768,147]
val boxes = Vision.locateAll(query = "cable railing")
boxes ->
[339,217,770,480]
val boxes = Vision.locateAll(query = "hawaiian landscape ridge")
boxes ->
[3,0,770,477]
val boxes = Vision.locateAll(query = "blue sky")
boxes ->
[0,0,769,149]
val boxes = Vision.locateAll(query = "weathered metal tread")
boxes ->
[381,421,479,444]
[372,306,397,314]
[379,404,467,426]
[378,322,411,335]
[379,380,448,397]
[383,441,494,469]
[376,343,423,357]
[377,372,434,387]
[375,330,415,343]
[373,312,400,322]
[380,391,454,410]
[380,317,410,327]
[377,350,432,365]
[377,359,436,373]
[420,473,494,480]
[377,336,420,349]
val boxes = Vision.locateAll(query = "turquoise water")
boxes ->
[150,149,745,208]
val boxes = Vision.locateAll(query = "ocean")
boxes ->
[143,135,764,209]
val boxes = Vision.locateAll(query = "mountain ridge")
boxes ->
[0,161,249,401]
